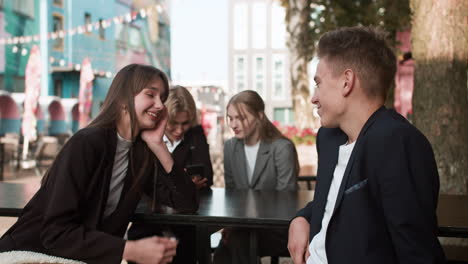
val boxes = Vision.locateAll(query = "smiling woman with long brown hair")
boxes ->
[0,64,197,264]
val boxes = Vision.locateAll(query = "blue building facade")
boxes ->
[0,0,171,136]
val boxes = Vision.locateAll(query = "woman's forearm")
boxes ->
[147,142,174,173]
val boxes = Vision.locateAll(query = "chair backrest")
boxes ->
[34,136,59,161]
[298,165,317,190]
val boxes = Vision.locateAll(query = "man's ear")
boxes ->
[342,69,355,97]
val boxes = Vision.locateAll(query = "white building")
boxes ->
[228,0,293,125]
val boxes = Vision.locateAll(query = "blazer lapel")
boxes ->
[332,106,386,214]
[233,139,249,188]
[250,141,271,188]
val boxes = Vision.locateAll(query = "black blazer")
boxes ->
[0,126,197,264]
[296,107,445,264]
[171,125,213,189]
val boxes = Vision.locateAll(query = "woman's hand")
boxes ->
[123,236,178,264]
[141,107,174,173]
[192,176,208,189]
[141,107,168,145]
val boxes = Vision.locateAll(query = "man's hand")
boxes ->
[288,217,310,264]
[123,236,178,264]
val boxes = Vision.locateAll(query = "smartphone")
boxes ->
[186,163,205,179]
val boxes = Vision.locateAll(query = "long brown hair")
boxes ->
[226,90,300,174]
[42,64,169,188]
[88,64,169,135]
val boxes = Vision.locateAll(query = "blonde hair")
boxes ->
[165,85,198,126]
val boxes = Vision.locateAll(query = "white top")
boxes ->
[244,141,260,184]
[307,141,356,264]
[104,132,132,218]
[163,134,183,153]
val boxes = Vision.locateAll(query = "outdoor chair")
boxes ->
[34,136,59,176]
[0,134,20,163]
[298,165,317,190]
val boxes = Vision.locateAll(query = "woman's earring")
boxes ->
[122,105,127,114]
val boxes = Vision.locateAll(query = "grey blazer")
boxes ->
[223,137,298,191]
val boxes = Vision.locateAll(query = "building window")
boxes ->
[54,79,63,98]
[98,19,105,40]
[274,107,294,125]
[84,12,92,35]
[52,14,64,50]
[253,55,265,97]
[271,2,286,49]
[273,54,285,98]
[237,57,245,71]
[5,0,35,18]
[128,26,143,49]
[252,2,267,49]
[234,55,247,93]
[233,3,248,50]
[53,0,63,7]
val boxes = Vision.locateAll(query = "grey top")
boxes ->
[104,132,132,217]
[223,137,298,191]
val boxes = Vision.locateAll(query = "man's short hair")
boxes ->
[317,26,396,100]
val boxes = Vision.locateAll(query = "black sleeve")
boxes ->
[154,159,198,213]
[190,125,214,188]
[294,128,322,221]
[40,133,125,264]
[372,126,441,263]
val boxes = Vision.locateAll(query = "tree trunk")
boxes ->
[284,0,317,129]
[289,49,315,129]
[411,0,468,195]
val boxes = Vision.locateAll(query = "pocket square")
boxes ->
[345,179,368,195]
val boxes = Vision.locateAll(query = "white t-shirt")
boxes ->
[244,141,260,184]
[307,141,356,264]
[104,132,132,218]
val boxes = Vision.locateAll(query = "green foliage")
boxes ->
[280,0,412,58]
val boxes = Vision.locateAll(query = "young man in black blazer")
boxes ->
[288,26,445,264]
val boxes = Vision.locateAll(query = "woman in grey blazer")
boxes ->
[214,90,299,263]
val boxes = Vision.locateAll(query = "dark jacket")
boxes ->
[172,125,213,189]
[0,126,197,264]
[296,107,445,264]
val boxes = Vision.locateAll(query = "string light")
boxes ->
[140,9,147,18]
[156,5,163,13]
[46,55,114,78]
[0,4,164,46]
